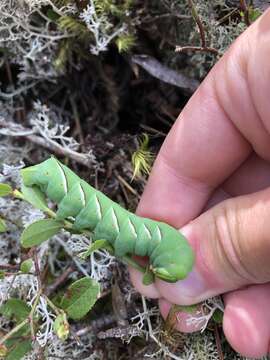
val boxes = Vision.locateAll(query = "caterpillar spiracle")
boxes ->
[21,157,194,282]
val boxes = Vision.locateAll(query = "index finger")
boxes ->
[136,14,270,227]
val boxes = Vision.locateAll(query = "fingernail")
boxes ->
[179,225,207,300]
[174,268,209,302]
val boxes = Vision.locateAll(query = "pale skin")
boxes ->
[129,8,270,359]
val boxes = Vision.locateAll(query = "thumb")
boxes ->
[154,187,270,305]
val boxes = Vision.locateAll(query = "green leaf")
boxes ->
[142,267,155,285]
[0,183,12,197]
[21,219,63,248]
[20,259,33,273]
[0,299,30,322]
[0,270,5,279]
[6,340,32,360]
[212,309,224,324]
[0,218,7,233]
[61,277,100,320]
[53,313,69,341]
[21,184,49,212]
[80,239,114,259]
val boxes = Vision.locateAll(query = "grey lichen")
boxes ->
[0,1,267,359]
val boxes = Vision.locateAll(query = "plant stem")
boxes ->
[0,290,42,345]
[33,248,42,290]
[239,0,250,26]
[13,189,56,218]
[0,319,29,345]
[29,289,42,340]
[44,295,62,316]
[188,0,206,48]
[175,45,220,56]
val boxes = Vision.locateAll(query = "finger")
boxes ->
[203,188,230,210]
[223,153,270,196]
[158,298,205,333]
[131,155,270,299]
[223,284,270,358]
[137,9,270,228]
[201,153,270,208]
[159,283,270,358]
[153,186,270,305]
[204,153,270,207]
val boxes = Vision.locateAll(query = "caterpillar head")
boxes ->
[150,227,195,283]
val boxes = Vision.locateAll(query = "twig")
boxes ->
[214,324,224,360]
[114,172,140,198]
[140,124,167,137]
[46,266,74,296]
[188,0,206,47]
[0,264,19,271]
[75,314,116,337]
[70,96,85,151]
[4,272,36,277]
[44,295,62,316]
[218,8,238,25]
[0,318,29,345]
[33,248,42,290]
[175,0,220,57]
[6,273,18,299]
[117,176,130,205]
[5,60,14,87]
[29,289,42,341]
[239,0,251,26]
[142,13,191,23]
[55,237,91,278]
[0,82,40,99]
[0,119,93,168]
[175,45,220,56]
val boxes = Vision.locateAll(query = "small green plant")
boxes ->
[116,33,136,53]
[131,133,153,180]
[240,6,262,23]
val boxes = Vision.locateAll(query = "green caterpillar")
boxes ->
[21,158,194,282]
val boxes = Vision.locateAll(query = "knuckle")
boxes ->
[211,199,258,284]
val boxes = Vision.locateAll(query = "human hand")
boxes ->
[130,9,270,359]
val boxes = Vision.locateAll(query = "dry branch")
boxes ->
[0,119,94,168]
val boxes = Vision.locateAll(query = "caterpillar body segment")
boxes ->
[21,157,194,282]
